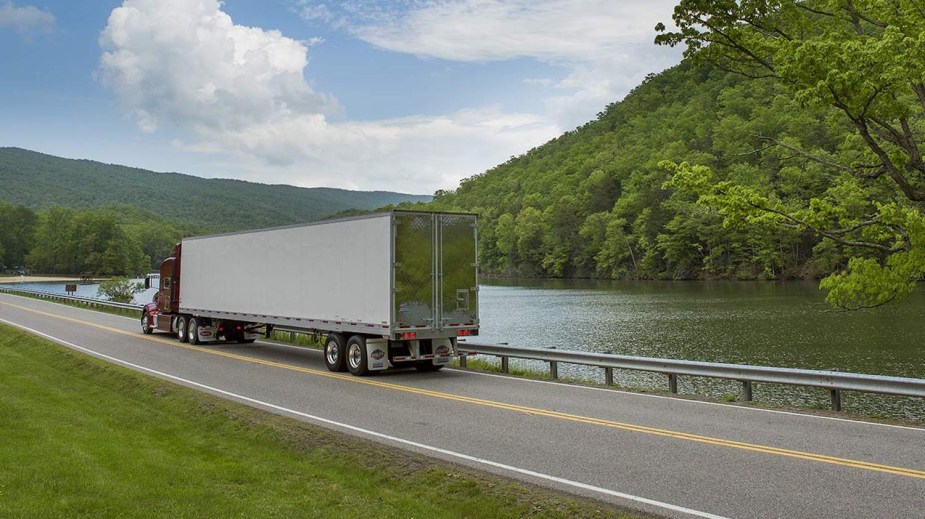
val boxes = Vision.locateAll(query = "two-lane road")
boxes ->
[1,292,923,518]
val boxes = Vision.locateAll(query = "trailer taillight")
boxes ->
[236,325,242,331]
[458,329,478,336]
[401,332,417,340]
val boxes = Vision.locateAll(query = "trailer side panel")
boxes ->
[180,214,392,327]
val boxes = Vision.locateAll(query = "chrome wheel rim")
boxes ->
[326,341,339,365]
[188,320,197,342]
[178,319,186,339]
[348,343,362,369]
[141,315,149,332]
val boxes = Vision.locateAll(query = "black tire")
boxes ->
[414,361,444,372]
[188,317,201,345]
[346,335,370,376]
[177,316,189,343]
[141,312,153,335]
[323,333,347,372]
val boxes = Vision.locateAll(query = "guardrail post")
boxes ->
[501,356,509,374]
[742,380,753,401]
[830,389,842,411]
[459,354,467,368]
[289,331,296,342]
[668,373,678,394]
[604,367,614,386]
[549,361,558,380]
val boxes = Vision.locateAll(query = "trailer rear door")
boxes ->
[438,214,478,327]
[393,212,478,331]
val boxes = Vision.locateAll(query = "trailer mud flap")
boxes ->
[367,339,389,371]
[432,338,454,366]
[197,324,217,343]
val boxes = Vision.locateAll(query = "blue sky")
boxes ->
[0,1,682,194]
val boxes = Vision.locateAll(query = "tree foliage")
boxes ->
[0,147,430,232]
[3,204,190,276]
[417,62,844,284]
[97,276,145,303]
[0,201,37,269]
[655,0,925,307]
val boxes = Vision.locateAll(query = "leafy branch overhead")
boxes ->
[656,0,925,308]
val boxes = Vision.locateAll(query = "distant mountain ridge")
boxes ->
[0,147,431,231]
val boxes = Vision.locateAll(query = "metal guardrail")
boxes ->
[2,286,923,411]
[456,342,925,411]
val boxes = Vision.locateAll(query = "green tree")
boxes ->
[26,207,148,276]
[26,207,76,274]
[97,277,145,303]
[495,213,518,267]
[515,207,545,271]
[0,202,37,269]
[657,0,925,308]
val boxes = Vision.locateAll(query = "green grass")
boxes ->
[456,356,553,381]
[270,329,324,348]
[0,324,639,518]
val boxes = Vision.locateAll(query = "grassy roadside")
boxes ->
[0,324,642,518]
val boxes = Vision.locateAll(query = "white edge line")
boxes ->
[3,291,921,432]
[0,317,727,519]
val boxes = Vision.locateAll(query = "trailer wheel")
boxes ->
[414,361,444,372]
[324,333,347,372]
[141,312,153,335]
[346,335,370,376]
[188,318,200,345]
[177,316,189,343]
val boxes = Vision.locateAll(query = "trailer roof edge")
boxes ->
[181,209,477,242]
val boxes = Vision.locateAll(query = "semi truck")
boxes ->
[141,210,479,376]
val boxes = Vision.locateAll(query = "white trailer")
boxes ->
[143,211,479,376]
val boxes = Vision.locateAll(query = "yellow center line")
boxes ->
[3,298,924,480]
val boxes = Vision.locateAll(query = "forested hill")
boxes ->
[0,148,430,231]
[426,61,856,280]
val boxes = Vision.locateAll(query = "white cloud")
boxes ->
[185,106,559,191]
[342,0,671,62]
[0,1,55,34]
[99,0,558,193]
[299,0,683,128]
[99,0,336,134]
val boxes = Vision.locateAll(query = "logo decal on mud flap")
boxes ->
[371,349,385,360]
[435,346,450,356]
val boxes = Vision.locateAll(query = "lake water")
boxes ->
[476,280,925,420]
[6,278,924,419]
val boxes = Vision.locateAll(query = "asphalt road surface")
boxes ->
[1,292,923,518]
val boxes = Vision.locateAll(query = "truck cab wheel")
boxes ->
[346,335,370,376]
[141,312,153,335]
[177,316,189,343]
[324,333,347,372]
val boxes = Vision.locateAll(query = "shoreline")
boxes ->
[0,276,83,284]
